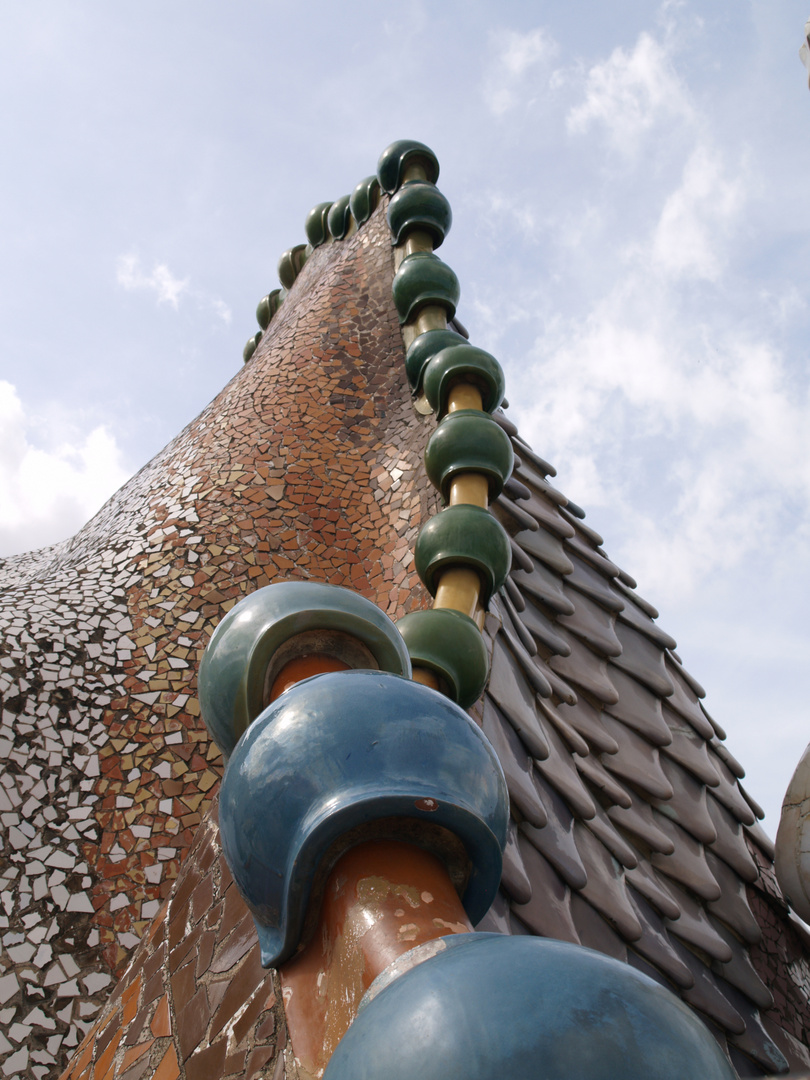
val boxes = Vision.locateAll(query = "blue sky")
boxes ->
[0,0,808,834]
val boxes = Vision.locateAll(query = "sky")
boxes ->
[0,1,808,835]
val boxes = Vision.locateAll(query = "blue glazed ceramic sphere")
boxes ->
[218,672,508,968]
[324,934,737,1080]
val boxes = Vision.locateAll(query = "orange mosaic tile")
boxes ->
[94,1029,122,1080]
[122,973,142,1025]
[152,1046,179,1080]
[150,996,170,1039]
[58,1037,94,1080]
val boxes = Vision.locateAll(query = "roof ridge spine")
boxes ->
[241,177,381,364]
[376,140,514,711]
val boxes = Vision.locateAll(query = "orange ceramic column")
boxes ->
[280,841,472,1080]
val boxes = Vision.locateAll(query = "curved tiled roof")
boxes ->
[474,421,809,1075]
[1,144,809,1079]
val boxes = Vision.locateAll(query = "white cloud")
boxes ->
[210,297,232,325]
[0,382,130,557]
[476,189,541,237]
[484,27,558,115]
[498,27,555,77]
[759,285,806,327]
[512,286,810,604]
[116,253,231,323]
[491,22,768,595]
[567,31,692,153]
[652,145,746,280]
[117,253,189,309]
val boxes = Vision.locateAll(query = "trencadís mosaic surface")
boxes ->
[0,144,808,1079]
[0,203,438,1077]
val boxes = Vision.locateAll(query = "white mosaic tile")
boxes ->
[0,974,18,1005]
[1,1045,27,1074]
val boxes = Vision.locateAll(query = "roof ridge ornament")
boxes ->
[350,175,381,225]
[379,138,512,688]
[305,200,334,248]
[241,175,380,365]
[376,139,440,193]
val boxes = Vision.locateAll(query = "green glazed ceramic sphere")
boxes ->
[405,328,469,392]
[377,139,440,193]
[350,175,381,225]
[305,202,333,248]
[387,181,452,248]
[425,409,514,502]
[243,331,262,364]
[414,505,511,606]
[392,252,460,325]
[423,344,505,417]
[328,195,353,240]
[396,608,489,708]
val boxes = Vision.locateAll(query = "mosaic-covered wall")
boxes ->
[0,203,439,1078]
[57,802,287,1080]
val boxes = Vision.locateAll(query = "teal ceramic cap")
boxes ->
[324,934,738,1080]
[198,582,411,759]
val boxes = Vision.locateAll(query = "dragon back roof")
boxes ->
[0,143,808,1080]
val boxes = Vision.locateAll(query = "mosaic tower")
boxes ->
[0,142,809,1080]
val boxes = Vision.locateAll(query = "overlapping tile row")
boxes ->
[57,802,287,1080]
[0,201,439,1079]
[468,422,810,1076]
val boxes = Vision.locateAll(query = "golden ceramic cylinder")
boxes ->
[412,666,441,691]
[448,473,488,508]
[447,382,483,412]
[401,304,448,349]
[415,305,448,335]
[394,229,434,271]
[403,161,428,183]
[433,567,481,620]
[403,229,433,257]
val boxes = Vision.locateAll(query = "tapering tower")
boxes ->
[0,143,808,1080]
